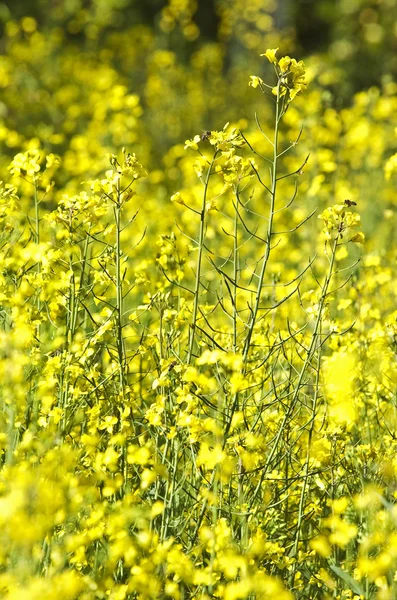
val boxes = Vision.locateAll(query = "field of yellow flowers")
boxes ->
[2,2,397,599]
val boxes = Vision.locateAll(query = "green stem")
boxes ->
[290,326,323,584]
[233,191,239,353]
[115,180,126,395]
[223,85,281,444]
[242,82,281,363]
[248,237,338,508]
[34,176,40,246]
[34,177,41,337]
[187,151,218,364]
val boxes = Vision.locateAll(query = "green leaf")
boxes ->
[329,563,365,596]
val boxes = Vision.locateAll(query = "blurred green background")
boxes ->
[2,0,396,93]
[0,0,396,250]
[1,0,396,159]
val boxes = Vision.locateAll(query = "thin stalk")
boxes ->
[233,191,239,353]
[115,179,126,395]
[59,250,76,434]
[58,219,93,435]
[289,324,323,584]
[223,84,282,443]
[33,176,41,342]
[187,151,218,364]
[242,82,281,363]
[248,237,338,507]
[208,467,218,596]
[188,469,217,550]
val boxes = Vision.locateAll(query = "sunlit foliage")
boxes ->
[1,2,397,599]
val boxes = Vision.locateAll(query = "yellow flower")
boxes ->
[197,442,225,470]
[319,203,364,243]
[385,152,397,179]
[248,75,264,88]
[351,231,365,244]
[8,149,42,179]
[325,514,358,548]
[273,55,307,101]
[184,134,201,150]
[278,56,292,73]
[310,535,331,557]
[171,191,185,205]
[261,48,279,64]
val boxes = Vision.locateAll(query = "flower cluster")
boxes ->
[250,48,307,102]
[0,8,397,599]
[319,202,365,244]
